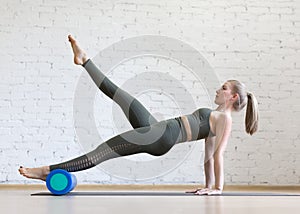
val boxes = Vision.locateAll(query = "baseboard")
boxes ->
[1,184,300,192]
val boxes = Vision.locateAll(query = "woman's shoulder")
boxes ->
[210,111,232,123]
[209,111,232,135]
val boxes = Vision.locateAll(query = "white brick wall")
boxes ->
[0,0,299,185]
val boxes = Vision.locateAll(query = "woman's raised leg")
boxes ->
[69,35,158,128]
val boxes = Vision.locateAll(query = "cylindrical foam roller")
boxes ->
[46,169,77,195]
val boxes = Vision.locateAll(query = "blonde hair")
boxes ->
[228,80,259,135]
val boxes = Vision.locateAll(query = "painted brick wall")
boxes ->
[0,0,299,185]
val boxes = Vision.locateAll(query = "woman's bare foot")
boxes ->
[18,166,50,181]
[68,35,88,65]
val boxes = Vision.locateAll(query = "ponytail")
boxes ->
[245,92,259,135]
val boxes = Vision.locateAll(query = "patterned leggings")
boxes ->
[49,60,185,172]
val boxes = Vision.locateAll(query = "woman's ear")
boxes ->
[231,93,239,101]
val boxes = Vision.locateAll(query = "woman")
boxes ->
[19,35,259,195]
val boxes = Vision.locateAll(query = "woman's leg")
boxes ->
[50,118,182,172]
[69,35,158,128]
[19,118,183,179]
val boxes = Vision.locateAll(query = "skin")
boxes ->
[19,35,239,195]
[188,81,238,195]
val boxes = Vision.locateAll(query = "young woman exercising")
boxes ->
[19,35,259,195]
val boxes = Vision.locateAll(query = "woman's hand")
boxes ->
[194,189,222,195]
[186,188,211,194]
[207,189,222,195]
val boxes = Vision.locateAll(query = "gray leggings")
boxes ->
[50,60,185,172]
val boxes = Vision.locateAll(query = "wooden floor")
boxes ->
[1,186,300,214]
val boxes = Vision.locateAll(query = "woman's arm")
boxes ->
[213,114,232,191]
[204,136,216,189]
[195,114,232,195]
[191,113,232,196]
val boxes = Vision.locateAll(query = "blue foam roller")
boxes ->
[46,169,77,195]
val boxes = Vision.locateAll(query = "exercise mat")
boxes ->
[31,191,300,197]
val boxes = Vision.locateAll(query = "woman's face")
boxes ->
[214,82,235,106]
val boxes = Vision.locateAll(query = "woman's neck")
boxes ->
[216,104,233,115]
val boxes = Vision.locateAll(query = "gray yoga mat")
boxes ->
[31,191,300,196]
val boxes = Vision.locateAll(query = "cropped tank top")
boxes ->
[184,108,213,140]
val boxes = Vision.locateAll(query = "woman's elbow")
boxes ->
[213,152,224,162]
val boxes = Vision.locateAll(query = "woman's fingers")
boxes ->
[194,188,211,195]
[185,188,201,193]
[194,189,222,195]
[186,188,210,194]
